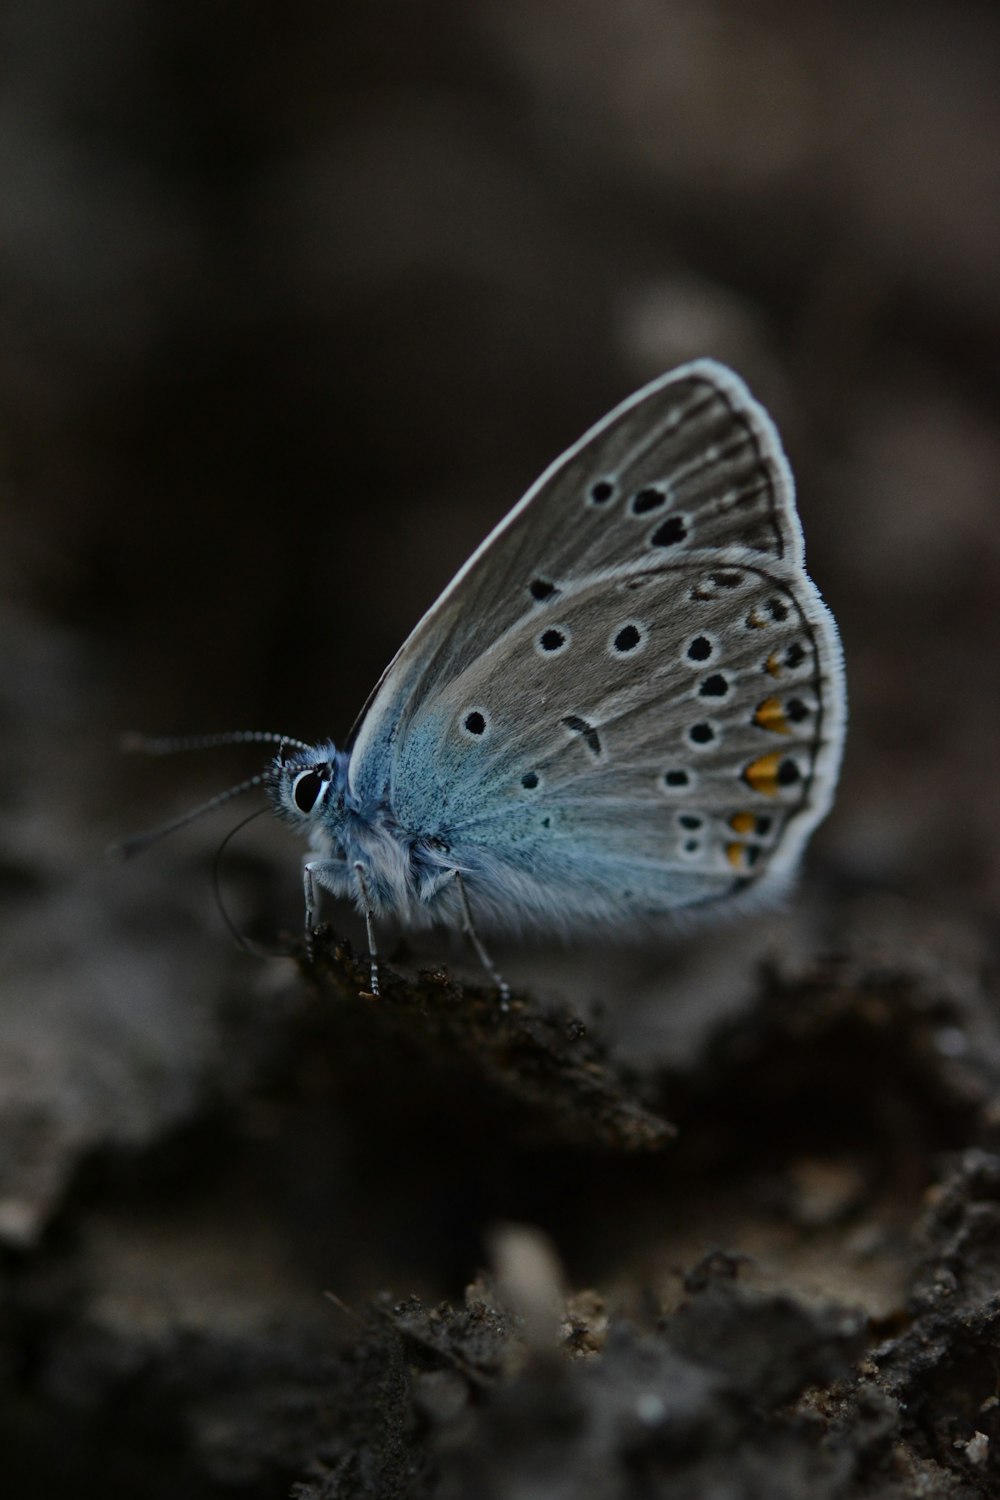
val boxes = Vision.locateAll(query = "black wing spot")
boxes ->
[785,643,807,669]
[529,577,559,602]
[768,597,789,621]
[650,515,687,547]
[689,570,746,603]
[686,635,713,662]
[562,715,602,756]
[521,771,540,790]
[463,711,487,736]
[689,722,715,746]
[778,758,801,785]
[613,623,643,653]
[785,698,809,723]
[679,814,702,830]
[698,673,729,698]
[664,769,690,788]
[631,486,667,515]
[538,627,569,654]
[589,480,614,505]
[683,839,701,854]
[756,816,773,836]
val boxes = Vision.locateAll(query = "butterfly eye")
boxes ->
[292,767,329,813]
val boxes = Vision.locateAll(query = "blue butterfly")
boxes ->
[125,361,845,998]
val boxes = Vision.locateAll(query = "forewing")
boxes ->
[349,359,805,796]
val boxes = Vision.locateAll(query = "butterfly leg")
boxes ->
[302,861,320,961]
[453,871,510,1004]
[352,862,381,996]
[302,858,348,961]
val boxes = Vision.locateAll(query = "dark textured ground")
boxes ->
[2,3,1000,1496]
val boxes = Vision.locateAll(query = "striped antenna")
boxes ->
[120,730,313,756]
[108,772,272,862]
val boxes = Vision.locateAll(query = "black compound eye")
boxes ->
[292,767,327,813]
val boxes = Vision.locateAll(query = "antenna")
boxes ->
[109,729,310,957]
[108,772,270,862]
[109,726,313,860]
[120,730,313,756]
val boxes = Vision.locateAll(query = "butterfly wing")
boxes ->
[348,360,844,928]
[350,361,800,767]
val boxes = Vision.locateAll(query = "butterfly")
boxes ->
[124,360,845,998]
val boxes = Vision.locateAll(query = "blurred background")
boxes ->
[3,0,998,910]
[1,0,999,1378]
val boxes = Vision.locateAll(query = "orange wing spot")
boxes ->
[765,651,782,678]
[753,696,792,735]
[743,751,783,796]
[729,811,756,836]
[746,608,769,629]
[726,841,748,869]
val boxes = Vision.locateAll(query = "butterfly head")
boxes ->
[266,739,346,830]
